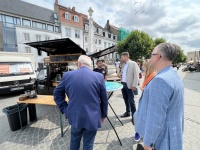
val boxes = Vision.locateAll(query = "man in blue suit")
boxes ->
[134,43,184,150]
[54,55,108,150]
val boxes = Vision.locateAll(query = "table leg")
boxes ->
[106,116,122,146]
[108,102,123,126]
[18,103,23,130]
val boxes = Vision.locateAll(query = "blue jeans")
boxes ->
[121,82,136,115]
[70,126,97,150]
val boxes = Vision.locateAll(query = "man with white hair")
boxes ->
[54,55,108,150]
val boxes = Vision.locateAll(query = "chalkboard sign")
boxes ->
[49,54,81,63]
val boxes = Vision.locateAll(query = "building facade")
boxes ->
[0,0,61,69]
[0,0,121,69]
[54,1,84,48]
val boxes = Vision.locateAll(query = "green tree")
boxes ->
[173,46,187,64]
[154,38,166,46]
[117,30,154,61]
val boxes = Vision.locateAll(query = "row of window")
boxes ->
[0,14,59,32]
[65,12,79,23]
[84,24,117,40]
[24,33,50,41]
[65,27,81,38]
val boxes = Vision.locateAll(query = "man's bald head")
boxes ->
[78,55,91,67]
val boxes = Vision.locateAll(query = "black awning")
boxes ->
[25,38,86,55]
[88,46,117,58]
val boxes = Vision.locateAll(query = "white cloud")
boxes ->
[22,0,200,53]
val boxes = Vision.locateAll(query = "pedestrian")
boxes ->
[134,59,156,142]
[54,55,108,150]
[119,52,139,123]
[101,59,108,73]
[115,59,120,75]
[134,43,184,150]
[93,59,107,80]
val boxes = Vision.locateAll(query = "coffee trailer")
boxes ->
[26,38,117,95]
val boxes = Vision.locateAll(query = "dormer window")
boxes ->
[65,12,71,20]
[74,15,79,23]
[98,28,102,34]
[85,24,88,30]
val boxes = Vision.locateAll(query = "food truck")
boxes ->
[0,53,36,94]
[26,38,117,95]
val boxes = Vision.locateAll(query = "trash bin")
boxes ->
[28,104,37,122]
[2,104,28,131]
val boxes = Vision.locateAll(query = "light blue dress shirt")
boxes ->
[134,66,184,150]
[121,62,128,82]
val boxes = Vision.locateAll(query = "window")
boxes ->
[95,39,97,44]
[65,12,71,20]
[85,24,88,30]
[24,33,30,41]
[99,28,102,34]
[94,27,97,33]
[42,24,46,30]
[104,42,107,48]
[55,26,59,32]
[45,36,50,40]
[22,19,31,27]
[103,32,105,37]
[75,29,80,38]
[36,35,41,41]
[108,34,111,38]
[86,48,88,52]
[113,35,116,40]
[14,18,20,25]
[25,47,31,53]
[99,40,101,44]
[32,21,45,29]
[47,24,54,31]
[74,15,79,23]
[108,43,111,47]
[85,37,88,42]
[65,27,71,37]
[5,16,13,24]
[54,13,58,19]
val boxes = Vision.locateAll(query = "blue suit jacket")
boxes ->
[134,66,184,150]
[54,66,108,131]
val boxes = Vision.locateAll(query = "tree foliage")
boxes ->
[173,46,187,64]
[117,30,154,61]
[154,38,166,46]
[117,30,186,63]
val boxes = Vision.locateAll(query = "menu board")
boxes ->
[50,54,81,63]
[0,65,10,74]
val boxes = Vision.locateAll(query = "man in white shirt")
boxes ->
[115,59,120,75]
[119,52,139,123]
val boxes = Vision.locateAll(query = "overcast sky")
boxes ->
[22,0,200,54]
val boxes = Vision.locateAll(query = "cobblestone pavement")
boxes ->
[0,67,200,150]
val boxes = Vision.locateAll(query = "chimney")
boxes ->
[107,20,110,30]
[55,0,58,5]
[72,7,75,11]
[107,20,110,26]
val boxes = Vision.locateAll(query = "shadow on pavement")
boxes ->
[106,137,137,150]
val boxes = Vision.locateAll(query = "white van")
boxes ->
[0,56,36,94]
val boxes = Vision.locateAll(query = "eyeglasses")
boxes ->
[151,53,161,58]
[151,53,158,56]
